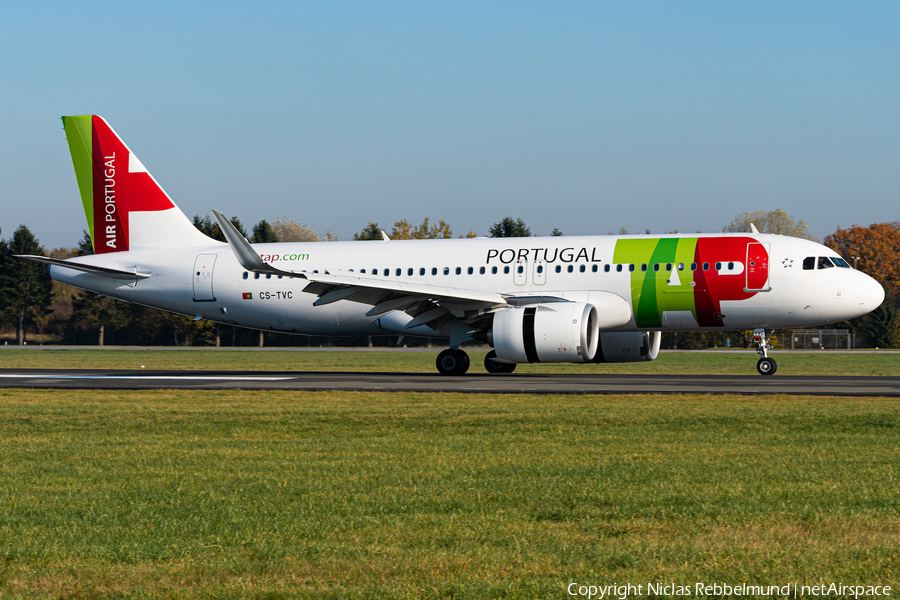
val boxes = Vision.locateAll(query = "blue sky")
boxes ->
[2,1,898,248]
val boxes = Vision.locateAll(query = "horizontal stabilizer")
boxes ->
[15,255,151,279]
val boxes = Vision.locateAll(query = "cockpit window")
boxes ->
[832,257,851,268]
[817,256,835,269]
[802,257,815,270]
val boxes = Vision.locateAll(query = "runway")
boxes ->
[1,369,899,396]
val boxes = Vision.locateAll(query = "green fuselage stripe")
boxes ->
[613,237,701,328]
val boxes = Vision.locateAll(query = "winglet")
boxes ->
[750,223,760,234]
[211,210,299,278]
[381,230,391,241]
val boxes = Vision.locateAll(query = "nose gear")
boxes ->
[753,328,777,376]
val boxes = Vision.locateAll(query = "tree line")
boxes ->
[1,210,898,348]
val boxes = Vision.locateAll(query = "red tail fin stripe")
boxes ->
[90,116,175,253]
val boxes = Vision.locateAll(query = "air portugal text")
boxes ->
[486,246,602,265]
[103,152,117,249]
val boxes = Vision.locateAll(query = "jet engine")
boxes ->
[492,302,599,363]
[594,331,662,362]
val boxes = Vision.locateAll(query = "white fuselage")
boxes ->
[50,232,884,338]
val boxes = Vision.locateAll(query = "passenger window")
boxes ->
[431,267,437,276]
[702,262,709,271]
[579,265,586,273]
[666,263,672,271]
[728,262,734,270]
[419,268,425,276]
[492,266,498,274]
[616,264,622,272]
[802,257,815,270]
[407,268,413,276]
[592,264,598,272]
[254,273,260,279]
[518,265,524,274]
[537,265,544,274]
[641,264,647,272]
[715,262,721,270]
[242,272,248,280]
[555,265,562,273]
[653,264,659,272]
[396,268,402,276]
[567,265,574,273]
[629,264,635,272]
[690,263,696,271]
[455,267,462,275]
[480,266,486,274]
[266,274,271,279]
[278,275,283,279]
[678,263,684,271]
[818,257,834,269]
[604,264,611,272]
[361,269,366,274]
[443,267,450,275]
[504,266,510,274]
[372,268,378,275]
[384,268,390,276]
[467,267,474,275]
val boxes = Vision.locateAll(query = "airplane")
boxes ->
[18,115,885,376]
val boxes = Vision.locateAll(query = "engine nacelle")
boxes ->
[595,331,662,362]
[493,302,599,363]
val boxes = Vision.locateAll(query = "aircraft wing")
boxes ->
[212,210,563,329]
[298,271,506,306]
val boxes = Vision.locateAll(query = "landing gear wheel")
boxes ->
[436,349,470,376]
[757,357,777,376]
[484,350,516,374]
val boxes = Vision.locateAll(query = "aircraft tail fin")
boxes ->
[61,115,214,253]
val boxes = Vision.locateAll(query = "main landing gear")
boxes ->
[484,350,516,374]
[436,349,518,375]
[436,348,470,375]
[753,328,777,376]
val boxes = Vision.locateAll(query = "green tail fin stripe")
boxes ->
[62,116,95,250]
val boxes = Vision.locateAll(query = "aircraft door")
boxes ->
[533,259,546,285]
[193,254,217,302]
[514,260,527,286]
[745,243,771,292]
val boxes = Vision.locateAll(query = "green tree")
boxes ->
[353,222,383,241]
[551,228,564,236]
[488,217,531,238]
[725,209,818,242]
[390,218,453,240]
[866,296,897,348]
[77,230,93,256]
[272,216,320,242]
[0,229,9,331]
[251,220,278,243]
[1,225,53,344]
[193,215,247,242]
[72,290,132,346]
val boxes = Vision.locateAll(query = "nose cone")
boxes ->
[860,273,885,312]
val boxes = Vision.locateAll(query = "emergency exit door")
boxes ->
[193,254,217,302]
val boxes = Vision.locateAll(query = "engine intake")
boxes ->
[493,302,599,363]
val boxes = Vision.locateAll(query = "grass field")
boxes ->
[0,389,897,598]
[1,346,898,375]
